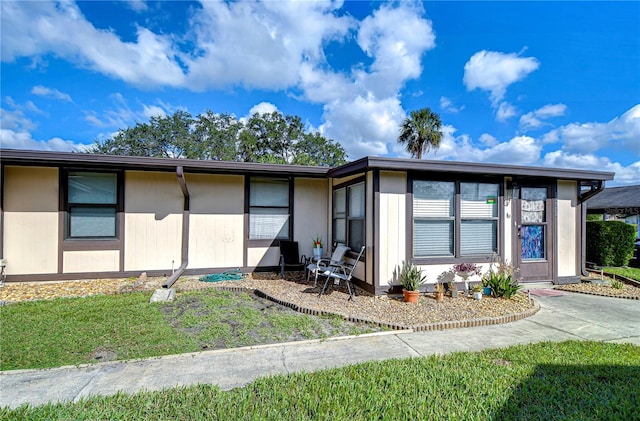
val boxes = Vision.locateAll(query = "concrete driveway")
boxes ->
[1,291,638,410]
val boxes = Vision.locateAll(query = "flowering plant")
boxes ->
[313,235,323,248]
[452,262,482,276]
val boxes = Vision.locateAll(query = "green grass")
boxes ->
[603,266,640,281]
[0,290,377,371]
[3,341,638,419]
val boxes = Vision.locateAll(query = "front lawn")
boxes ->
[603,266,640,281]
[3,341,638,419]
[0,289,378,371]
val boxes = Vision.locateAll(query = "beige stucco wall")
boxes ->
[124,171,183,271]
[293,178,329,258]
[378,171,407,287]
[3,166,59,275]
[63,250,120,273]
[557,180,578,277]
[187,173,244,269]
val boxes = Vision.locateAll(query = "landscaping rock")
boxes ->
[150,288,175,303]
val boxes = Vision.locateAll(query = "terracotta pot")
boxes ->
[403,289,420,303]
[435,291,445,302]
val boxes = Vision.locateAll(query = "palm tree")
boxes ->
[397,108,443,159]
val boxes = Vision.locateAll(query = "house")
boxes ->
[0,149,614,294]
[586,185,640,239]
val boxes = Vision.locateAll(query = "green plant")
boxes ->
[398,261,427,291]
[313,235,323,248]
[435,282,445,293]
[482,260,522,299]
[586,221,636,266]
[472,284,483,293]
[610,278,624,289]
[447,281,457,291]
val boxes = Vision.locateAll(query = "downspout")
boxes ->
[578,180,605,276]
[163,166,190,288]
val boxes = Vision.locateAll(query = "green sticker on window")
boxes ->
[486,197,496,204]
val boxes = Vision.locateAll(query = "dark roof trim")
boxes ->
[1,149,615,182]
[328,156,615,182]
[0,149,329,177]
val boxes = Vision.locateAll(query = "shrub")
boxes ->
[482,260,522,299]
[586,221,636,267]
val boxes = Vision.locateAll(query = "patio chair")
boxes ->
[279,241,307,279]
[306,243,350,286]
[318,245,366,301]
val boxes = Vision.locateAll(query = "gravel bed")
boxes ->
[556,276,640,300]
[198,272,536,328]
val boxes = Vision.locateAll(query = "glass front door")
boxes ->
[516,186,553,281]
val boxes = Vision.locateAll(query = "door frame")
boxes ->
[512,182,556,282]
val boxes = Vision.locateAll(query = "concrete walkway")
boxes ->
[1,290,638,409]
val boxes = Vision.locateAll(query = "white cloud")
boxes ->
[356,2,435,97]
[542,104,640,154]
[1,1,185,87]
[440,96,464,113]
[248,102,279,117]
[463,50,540,104]
[520,103,567,130]
[1,1,438,158]
[542,151,640,185]
[31,85,73,102]
[479,133,499,147]
[0,128,88,152]
[84,95,175,128]
[496,102,517,122]
[320,95,404,158]
[125,0,147,12]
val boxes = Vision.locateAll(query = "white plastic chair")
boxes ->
[318,245,366,301]
[307,243,350,286]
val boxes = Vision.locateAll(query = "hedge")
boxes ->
[586,221,636,266]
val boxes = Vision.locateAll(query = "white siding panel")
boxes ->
[3,167,58,275]
[557,181,578,276]
[124,171,183,271]
[294,178,328,259]
[187,174,244,269]
[379,172,406,287]
[63,250,119,273]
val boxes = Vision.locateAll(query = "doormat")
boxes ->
[526,289,566,297]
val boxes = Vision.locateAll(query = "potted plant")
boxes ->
[399,261,426,303]
[448,281,459,298]
[312,235,323,259]
[472,284,483,300]
[434,282,445,302]
[452,262,482,293]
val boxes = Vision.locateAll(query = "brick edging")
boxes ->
[215,286,540,331]
[555,288,640,300]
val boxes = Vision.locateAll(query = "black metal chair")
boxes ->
[279,241,307,279]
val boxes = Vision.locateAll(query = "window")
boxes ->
[413,180,499,258]
[67,172,118,238]
[333,181,365,252]
[249,178,290,240]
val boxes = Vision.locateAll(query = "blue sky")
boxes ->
[1,1,639,185]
